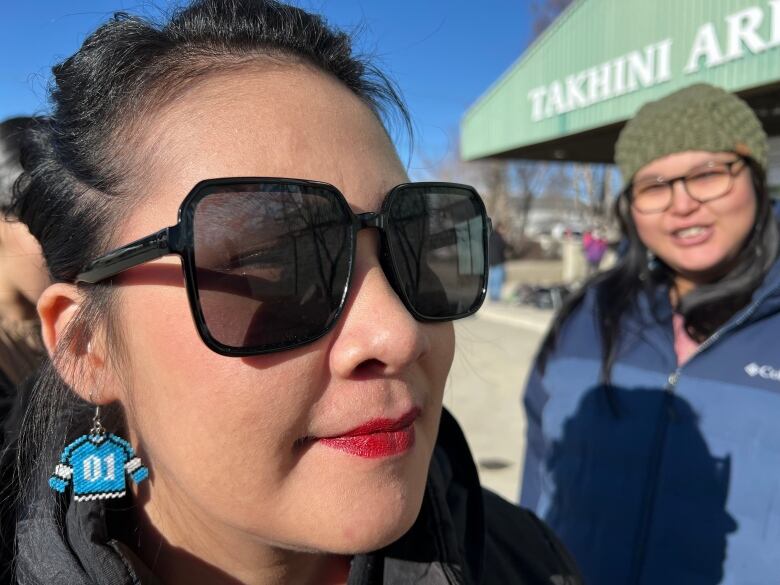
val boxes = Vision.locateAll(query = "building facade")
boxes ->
[462,0,780,193]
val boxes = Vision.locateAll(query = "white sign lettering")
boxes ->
[529,40,672,121]
[726,7,767,59]
[530,1,780,122]
[684,22,725,73]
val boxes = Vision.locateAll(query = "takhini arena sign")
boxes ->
[528,1,780,122]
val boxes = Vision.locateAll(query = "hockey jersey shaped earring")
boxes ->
[49,405,149,501]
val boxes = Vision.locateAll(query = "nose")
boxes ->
[668,177,701,215]
[328,230,430,378]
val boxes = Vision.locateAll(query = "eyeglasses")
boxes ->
[77,178,491,356]
[628,158,746,214]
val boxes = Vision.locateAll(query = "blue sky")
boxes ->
[0,1,534,176]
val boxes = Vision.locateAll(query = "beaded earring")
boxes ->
[646,249,661,273]
[49,404,149,501]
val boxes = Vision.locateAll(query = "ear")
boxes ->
[37,283,119,404]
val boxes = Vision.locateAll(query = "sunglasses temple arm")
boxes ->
[76,227,175,284]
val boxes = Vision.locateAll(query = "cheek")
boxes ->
[428,322,455,402]
[631,211,662,250]
[716,186,757,242]
[116,283,323,509]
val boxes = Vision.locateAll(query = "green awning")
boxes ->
[461,0,780,164]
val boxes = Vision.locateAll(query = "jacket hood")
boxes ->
[740,255,780,324]
[622,254,780,359]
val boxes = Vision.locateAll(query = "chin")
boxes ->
[321,487,425,554]
[667,252,731,279]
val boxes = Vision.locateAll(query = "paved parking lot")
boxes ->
[444,303,553,503]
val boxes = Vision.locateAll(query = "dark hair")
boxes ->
[0,117,36,213]
[538,157,778,388]
[9,0,411,538]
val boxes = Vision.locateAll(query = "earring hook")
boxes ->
[88,388,105,436]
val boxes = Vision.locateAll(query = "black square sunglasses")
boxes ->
[77,178,492,356]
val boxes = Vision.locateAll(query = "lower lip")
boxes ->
[319,425,416,458]
[320,426,414,459]
[672,227,713,247]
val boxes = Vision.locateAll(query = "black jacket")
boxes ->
[1,373,37,584]
[12,409,582,584]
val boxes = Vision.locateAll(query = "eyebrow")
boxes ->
[633,157,736,182]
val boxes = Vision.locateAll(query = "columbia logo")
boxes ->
[745,362,780,381]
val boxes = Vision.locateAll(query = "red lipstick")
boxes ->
[318,408,420,458]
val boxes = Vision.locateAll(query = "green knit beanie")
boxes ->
[615,83,768,184]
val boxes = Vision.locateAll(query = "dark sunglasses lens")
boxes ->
[386,185,487,319]
[192,183,352,351]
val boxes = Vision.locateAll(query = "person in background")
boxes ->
[520,83,780,584]
[0,116,48,581]
[581,227,607,275]
[6,2,583,584]
[488,221,508,301]
[0,117,47,411]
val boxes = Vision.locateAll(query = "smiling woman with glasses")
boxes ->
[519,82,780,585]
[3,1,583,584]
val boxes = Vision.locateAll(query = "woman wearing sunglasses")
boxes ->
[6,1,582,584]
[521,83,780,584]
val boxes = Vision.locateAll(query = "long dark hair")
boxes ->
[7,0,411,551]
[538,158,778,383]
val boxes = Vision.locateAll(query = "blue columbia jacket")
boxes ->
[521,258,780,585]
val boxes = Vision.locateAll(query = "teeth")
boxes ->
[676,226,706,238]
